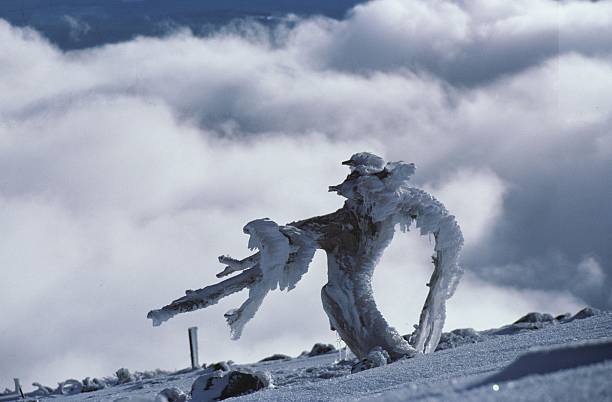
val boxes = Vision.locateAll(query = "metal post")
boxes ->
[14,378,23,398]
[188,327,199,369]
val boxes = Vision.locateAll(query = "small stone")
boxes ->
[572,307,599,320]
[555,313,572,321]
[82,377,106,392]
[307,343,336,357]
[191,369,269,401]
[514,312,554,324]
[259,354,291,362]
[351,347,390,373]
[116,368,134,384]
[157,387,187,402]
[206,361,231,372]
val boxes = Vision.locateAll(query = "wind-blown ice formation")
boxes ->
[148,153,463,359]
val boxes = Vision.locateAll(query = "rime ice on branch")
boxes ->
[148,153,464,359]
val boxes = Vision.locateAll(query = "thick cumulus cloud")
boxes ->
[1,0,611,388]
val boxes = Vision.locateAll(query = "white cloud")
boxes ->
[424,169,506,246]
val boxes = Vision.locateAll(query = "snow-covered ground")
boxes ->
[8,309,611,401]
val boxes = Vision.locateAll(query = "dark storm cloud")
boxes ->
[1,0,610,389]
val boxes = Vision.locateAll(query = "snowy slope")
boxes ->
[14,309,612,401]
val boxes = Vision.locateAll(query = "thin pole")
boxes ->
[188,327,199,369]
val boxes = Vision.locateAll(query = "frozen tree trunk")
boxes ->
[291,209,415,360]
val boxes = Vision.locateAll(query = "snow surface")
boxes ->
[17,309,612,401]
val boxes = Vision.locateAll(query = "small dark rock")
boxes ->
[115,368,133,384]
[436,328,482,351]
[158,387,187,402]
[191,369,269,401]
[555,313,572,321]
[351,347,389,373]
[82,377,106,393]
[571,307,599,321]
[259,354,291,362]
[307,343,336,357]
[207,361,231,372]
[514,312,555,324]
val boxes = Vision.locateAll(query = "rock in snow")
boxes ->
[191,369,270,401]
[116,368,134,384]
[156,387,187,402]
[204,362,232,373]
[259,354,291,363]
[570,307,600,321]
[514,312,556,324]
[306,343,336,357]
[351,347,390,373]
[435,328,483,351]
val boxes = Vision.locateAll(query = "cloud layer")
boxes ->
[1,0,611,388]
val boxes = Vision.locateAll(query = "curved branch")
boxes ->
[401,189,464,354]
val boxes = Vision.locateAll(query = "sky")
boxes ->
[1,0,612,390]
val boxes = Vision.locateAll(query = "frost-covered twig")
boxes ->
[216,252,260,278]
[147,267,263,327]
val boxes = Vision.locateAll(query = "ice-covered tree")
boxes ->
[148,153,464,360]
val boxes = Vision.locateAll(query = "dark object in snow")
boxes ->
[555,312,572,321]
[514,312,555,324]
[351,347,390,373]
[571,307,600,321]
[158,387,188,402]
[483,308,601,336]
[82,377,106,393]
[149,153,464,360]
[259,354,291,362]
[191,369,269,401]
[308,343,336,357]
[435,328,483,351]
[487,315,556,336]
[205,362,231,372]
[115,368,133,384]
